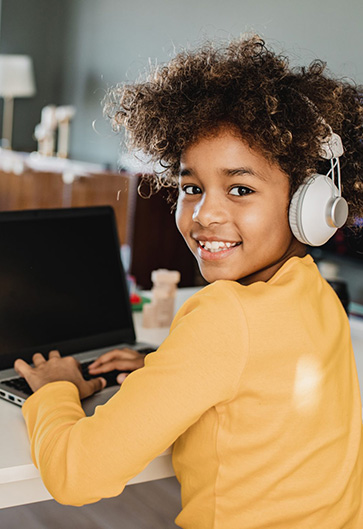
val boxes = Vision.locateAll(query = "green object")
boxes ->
[131,296,151,312]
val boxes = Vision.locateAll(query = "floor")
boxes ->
[0,477,182,529]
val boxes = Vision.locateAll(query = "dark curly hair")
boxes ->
[103,35,363,225]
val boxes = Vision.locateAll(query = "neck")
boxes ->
[238,241,307,286]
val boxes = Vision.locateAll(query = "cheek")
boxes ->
[237,206,274,236]
[265,201,292,242]
[241,201,290,239]
[175,198,189,238]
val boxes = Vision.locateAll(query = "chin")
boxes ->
[199,266,236,284]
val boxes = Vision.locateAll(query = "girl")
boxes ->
[15,36,363,528]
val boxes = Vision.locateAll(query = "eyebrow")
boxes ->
[221,167,267,180]
[179,166,267,180]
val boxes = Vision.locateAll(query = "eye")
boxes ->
[229,186,253,196]
[182,185,202,195]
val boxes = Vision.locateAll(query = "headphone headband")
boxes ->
[320,130,344,160]
[288,98,348,246]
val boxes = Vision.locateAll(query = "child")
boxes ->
[15,36,363,528]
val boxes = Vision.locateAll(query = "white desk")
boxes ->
[0,288,197,509]
[1,288,363,510]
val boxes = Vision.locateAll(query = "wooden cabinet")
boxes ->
[0,169,201,287]
[0,169,131,245]
[0,170,64,211]
[129,179,201,289]
[70,172,131,245]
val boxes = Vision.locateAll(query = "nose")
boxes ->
[192,193,227,227]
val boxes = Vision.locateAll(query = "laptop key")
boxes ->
[80,361,125,388]
[80,347,154,387]
[1,348,154,397]
[1,354,146,398]
[3,377,32,395]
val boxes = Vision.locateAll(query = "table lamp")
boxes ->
[0,55,36,149]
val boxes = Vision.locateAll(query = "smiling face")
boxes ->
[175,128,306,284]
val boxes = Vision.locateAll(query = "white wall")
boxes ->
[0,0,69,152]
[62,0,363,166]
[2,0,363,164]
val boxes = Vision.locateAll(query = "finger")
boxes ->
[116,373,128,384]
[67,355,82,370]
[88,348,138,369]
[14,358,33,378]
[32,352,46,366]
[62,355,83,375]
[88,360,122,374]
[88,350,121,369]
[48,350,61,359]
[87,359,101,369]
[89,350,145,373]
[82,377,106,399]
[119,348,140,355]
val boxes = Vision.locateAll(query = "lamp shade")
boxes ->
[0,55,36,98]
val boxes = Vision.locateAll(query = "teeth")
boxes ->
[199,240,239,252]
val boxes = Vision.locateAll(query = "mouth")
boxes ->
[194,239,242,261]
[197,240,241,253]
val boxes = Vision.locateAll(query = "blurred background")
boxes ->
[1,0,363,163]
[0,0,362,296]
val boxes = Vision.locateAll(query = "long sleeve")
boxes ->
[22,281,249,506]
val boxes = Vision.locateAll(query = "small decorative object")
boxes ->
[55,106,76,158]
[34,105,57,156]
[142,269,181,328]
[0,148,25,174]
[127,274,144,311]
[34,105,75,158]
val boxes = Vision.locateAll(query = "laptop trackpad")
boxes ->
[82,385,120,416]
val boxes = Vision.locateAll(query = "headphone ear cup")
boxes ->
[289,174,348,246]
[289,184,310,244]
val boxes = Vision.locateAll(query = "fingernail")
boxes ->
[117,374,127,384]
[100,377,107,388]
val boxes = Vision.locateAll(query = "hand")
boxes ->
[14,351,106,400]
[88,348,146,384]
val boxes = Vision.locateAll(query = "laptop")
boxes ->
[0,206,155,411]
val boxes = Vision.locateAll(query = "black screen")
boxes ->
[0,207,134,368]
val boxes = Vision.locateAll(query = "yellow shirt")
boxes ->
[22,255,363,528]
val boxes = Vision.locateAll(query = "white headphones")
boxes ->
[288,129,349,246]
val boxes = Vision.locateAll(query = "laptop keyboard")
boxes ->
[81,360,121,387]
[2,376,32,394]
[2,347,154,396]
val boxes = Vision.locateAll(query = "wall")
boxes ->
[0,0,69,152]
[1,0,363,164]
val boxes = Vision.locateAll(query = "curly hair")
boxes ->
[103,35,363,224]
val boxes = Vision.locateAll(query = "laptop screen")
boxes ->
[0,206,135,369]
